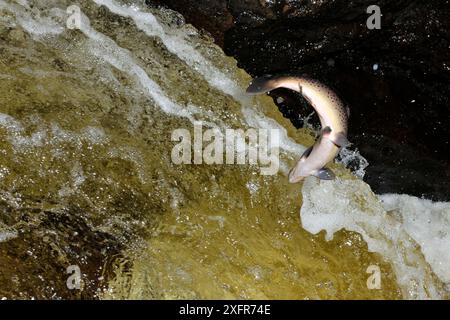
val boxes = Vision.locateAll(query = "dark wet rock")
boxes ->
[0,201,123,299]
[355,135,450,200]
[152,0,450,200]
[150,0,234,46]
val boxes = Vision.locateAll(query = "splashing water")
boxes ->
[337,146,369,179]
[0,0,448,299]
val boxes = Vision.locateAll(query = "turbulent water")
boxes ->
[0,0,449,299]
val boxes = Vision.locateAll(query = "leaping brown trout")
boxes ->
[246,74,350,183]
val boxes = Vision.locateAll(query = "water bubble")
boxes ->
[276,97,285,104]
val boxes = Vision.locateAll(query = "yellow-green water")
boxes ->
[0,0,447,299]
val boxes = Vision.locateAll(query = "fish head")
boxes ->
[288,163,306,183]
[246,75,307,95]
[288,148,312,183]
[246,75,278,95]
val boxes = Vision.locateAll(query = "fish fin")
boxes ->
[330,132,350,147]
[246,75,279,95]
[316,126,331,142]
[313,168,336,180]
[321,126,332,136]
[321,127,350,147]
[300,146,313,159]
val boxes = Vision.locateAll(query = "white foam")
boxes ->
[81,126,108,145]
[0,198,19,244]
[300,177,447,299]
[0,113,108,151]
[379,194,450,284]
[0,113,24,133]
[7,1,202,123]
[94,0,239,97]
[0,1,64,37]
[0,113,45,148]
[0,230,17,243]
[337,146,369,179]
[75,11,200,122]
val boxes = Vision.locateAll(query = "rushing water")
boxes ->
[0,0,449,299]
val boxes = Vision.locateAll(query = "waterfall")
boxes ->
[0,0,448,299]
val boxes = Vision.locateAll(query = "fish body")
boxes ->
[246,74,350,182]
